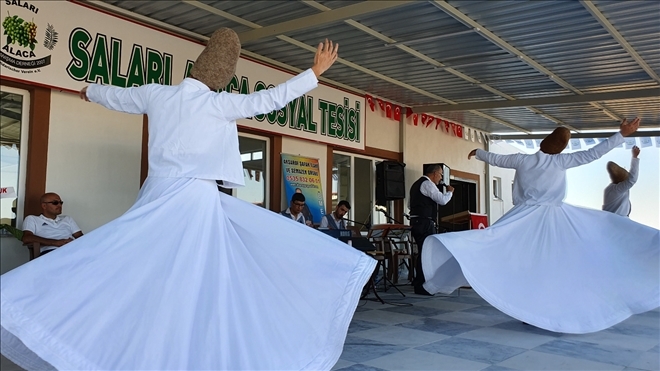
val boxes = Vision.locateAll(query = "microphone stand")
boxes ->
[343,218,371,231]
[378,210,403,225]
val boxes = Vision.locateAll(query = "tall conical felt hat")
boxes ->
[540,127,571,154]
[190,28,241,91]
[607,161,629,184]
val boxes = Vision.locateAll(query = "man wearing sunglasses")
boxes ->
[22,192,83,256]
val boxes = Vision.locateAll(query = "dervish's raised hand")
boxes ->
[79,86,89,102]
[619,117,640,137]
[468,149,477,159]
[311,39,339,77]
[632,145,640,158]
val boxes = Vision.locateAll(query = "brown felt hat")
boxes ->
[190,28,241,91]
[607,161,629,184]
[540,127,571,154]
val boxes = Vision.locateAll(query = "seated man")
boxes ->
[294,188,314,225]
[281,193,312,226]
[320,200,350,230]
[603,145,640,216]
[22,192,83,255]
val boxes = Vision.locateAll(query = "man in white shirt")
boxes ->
[281,193,310,226]
[22,192,83,256]
[320,200,351,230]
[408,164,454,295]
[603,145,640,216]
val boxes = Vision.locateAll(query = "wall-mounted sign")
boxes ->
[0,1,365,149]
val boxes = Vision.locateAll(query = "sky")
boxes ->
[505,137,659,229]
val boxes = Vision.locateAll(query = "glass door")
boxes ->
[0,86,30,232]
[332,152,389,230]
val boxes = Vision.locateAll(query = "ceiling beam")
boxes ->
[237,1,412,44]
[412,88,660,113]
[493,130,660,140]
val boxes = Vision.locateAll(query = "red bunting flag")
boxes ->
[456,125,463,138]
[435,117,442,130]
[421,114,429,127]
[393,106,401,121]
[377,99,385,111]
[444,121,450,133]
[412,114,419,126]
[365,95,375,111]
[406,107,413,118]
[385,102,393,118]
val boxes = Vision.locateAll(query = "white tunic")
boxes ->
[602,157,639,216]
[0,70,376,371]
[422,133,659,334]
[87,71,318,187]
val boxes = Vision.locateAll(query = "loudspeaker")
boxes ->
[376,161,405,204]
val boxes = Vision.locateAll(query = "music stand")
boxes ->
[366,224,407,297]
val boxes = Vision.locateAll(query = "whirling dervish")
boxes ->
[421,118,659,334]
[1,29,376,370]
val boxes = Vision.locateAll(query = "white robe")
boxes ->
[603,157,639,216]
[0,70,376,370]
[422,133,659,334]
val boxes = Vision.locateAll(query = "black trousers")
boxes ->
[410,218,436,287]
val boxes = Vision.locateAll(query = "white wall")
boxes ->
[365,108,399,152]
[1,91,143,273]
[403,122,487,215]
[280,136,328,210]
[46,91,143,233]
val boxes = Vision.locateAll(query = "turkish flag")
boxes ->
[456,125,463,138]
[412,114,419,125]
[393,105,401,121]
[377,99,385,111]
[435,117,443,130]
[421,114,428,126]
[406,107,413,118]
[365,95,375,111]
[470,213,489,229]
[385,102,393,118]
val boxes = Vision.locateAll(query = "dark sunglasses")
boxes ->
[43,200,64,205]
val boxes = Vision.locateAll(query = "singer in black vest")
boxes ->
[409,164,454,295]
[320,200,351,229]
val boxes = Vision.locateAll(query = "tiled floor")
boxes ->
[333,284,659,371]
[1,284,658,371]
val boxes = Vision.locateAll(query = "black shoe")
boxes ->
[414,285,433,296]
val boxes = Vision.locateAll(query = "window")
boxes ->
[219,134,269,208]
[492,177,502,200]
[0,86,30,233]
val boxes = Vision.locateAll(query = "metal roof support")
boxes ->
[236,1,413,44]
[413,88,660,112]
[581,0,660,84]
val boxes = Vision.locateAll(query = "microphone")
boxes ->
[375,205,387,212]
[402,213,411,220]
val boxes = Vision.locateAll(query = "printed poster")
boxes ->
[281,154,325,224]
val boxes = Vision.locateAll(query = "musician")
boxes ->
[320,200,351,229]
[409,164,454,295]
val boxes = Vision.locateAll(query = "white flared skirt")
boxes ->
[1,177,376,370]
[422,203,659,334]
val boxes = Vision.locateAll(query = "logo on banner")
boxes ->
[1,2,58,73]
